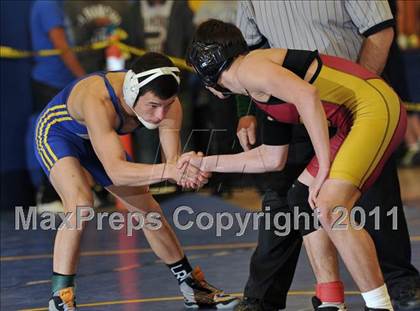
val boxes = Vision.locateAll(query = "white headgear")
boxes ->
[123,67,180,129]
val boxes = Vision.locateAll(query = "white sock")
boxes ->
[361,284,393,310]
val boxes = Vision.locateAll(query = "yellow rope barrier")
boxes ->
[115,42,191,71]
[0,32,193,72]
[1,41,114,58]
[1,41,419,111]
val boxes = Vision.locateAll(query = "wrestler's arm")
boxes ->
[240,59,330,172]
[195,144,288,173]
[158,98,209,188]
[179,116,291,174]
[158,97,183,163]
[83,97,192,186]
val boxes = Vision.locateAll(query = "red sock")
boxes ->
[316,281,344,303]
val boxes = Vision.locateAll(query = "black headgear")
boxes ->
[187,41,248,87]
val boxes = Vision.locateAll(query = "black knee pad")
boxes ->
[287,180,320,236]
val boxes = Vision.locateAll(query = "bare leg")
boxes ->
[107,185,184,264]
[304,230,340,283]
[106,185,239,308]
[314,178,384,292]
[49,157,94,274]
[298,169,341,284]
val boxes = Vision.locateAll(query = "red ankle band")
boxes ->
[316,281,344,303]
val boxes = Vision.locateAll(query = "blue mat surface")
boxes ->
[1,193,419,310]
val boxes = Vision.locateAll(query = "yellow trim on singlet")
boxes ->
[35,105,66,170]
[37,112,69,169]
[35,105,70,171]
[43,116,73,163]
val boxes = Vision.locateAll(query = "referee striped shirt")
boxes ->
[236,0,394,61]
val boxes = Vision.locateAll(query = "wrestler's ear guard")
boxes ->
[123,67,180,108]
[122,67,180,130]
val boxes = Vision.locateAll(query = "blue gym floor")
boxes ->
[1,187,419,310]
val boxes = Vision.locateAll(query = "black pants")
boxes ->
[244,130,419,309]
[357,155,419,293]
[243,123,311,309]
[244,190,302,310]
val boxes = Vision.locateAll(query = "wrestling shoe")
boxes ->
[49,287,76,311]
[234,296,281,311]
[180,266,239,309]
[312,296,347,310]
[391,277,420,311]
[234,297,262,311]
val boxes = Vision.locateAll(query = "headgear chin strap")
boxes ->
[123,66,180,129]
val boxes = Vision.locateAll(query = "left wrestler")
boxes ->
[34,52,238,310]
